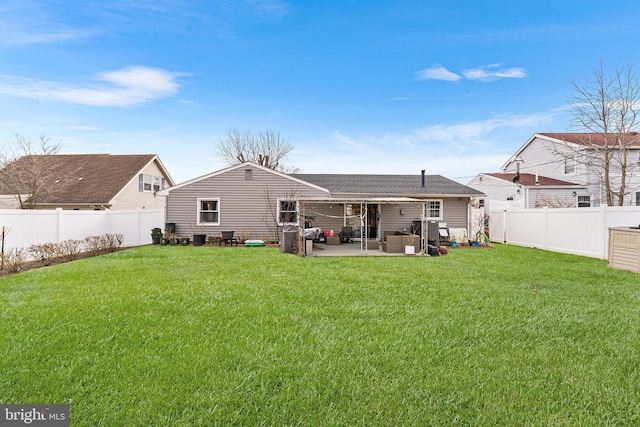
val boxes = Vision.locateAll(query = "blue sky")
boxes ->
[1,1,639,184]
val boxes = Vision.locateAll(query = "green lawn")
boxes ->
[2,244,640,426]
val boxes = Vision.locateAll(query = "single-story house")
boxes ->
[467,172,588,209]
[0,154,174,210]
[158,162,484,247]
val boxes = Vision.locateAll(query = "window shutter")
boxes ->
[139,174,143,192]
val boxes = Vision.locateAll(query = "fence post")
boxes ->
[56,208,63,244]
[502,208,507,243]
[602,205,608,259]
[137,208,142,246]
[543,207,549,251]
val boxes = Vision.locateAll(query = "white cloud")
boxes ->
[416,63,526,83]
[415,65,461,82]
[462,63,527,82]
[0,66,183,106]
[289,112,563,180]
[332,130,365,149]
[0,27,95,46]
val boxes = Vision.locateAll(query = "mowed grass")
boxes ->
[2,244,640,426]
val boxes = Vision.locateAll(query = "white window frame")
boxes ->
[425,199,443,220]
[277,199,298,225]
[143,174,153,192]
[197,198,220,226]
[577,194,591,208]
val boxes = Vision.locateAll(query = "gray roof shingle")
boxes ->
[291,173,483,196]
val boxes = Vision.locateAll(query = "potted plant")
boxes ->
[180,237,190,246]
[190,223,207,246]
[403,233,418,255]
[166,232,180,245]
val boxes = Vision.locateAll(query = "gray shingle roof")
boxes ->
[291,173,483,196]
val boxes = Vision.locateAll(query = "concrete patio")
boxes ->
[308,240,408,257]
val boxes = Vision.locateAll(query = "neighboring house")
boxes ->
[0,154,174,210]
[158,161,484,243]
[500,132,640,207]
[467,173,588,209]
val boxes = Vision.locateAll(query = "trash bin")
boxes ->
[280,224,298,254]
[165,223,176,234]
[193,234,206,246]
[151,227,162,244]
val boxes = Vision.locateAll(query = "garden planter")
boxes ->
[404,245,416,255]
[161,238,169,246]
[180,237,190,246]
[193,234,206,246]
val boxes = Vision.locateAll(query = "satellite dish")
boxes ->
[512,174,520,184]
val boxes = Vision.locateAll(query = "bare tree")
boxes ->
[261,185,301,245]
[0,133,63,209]
[533,192,576,208]
[217,129,300,173]
[563,60,640,206]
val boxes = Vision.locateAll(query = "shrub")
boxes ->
[102,233,124,252]
[59,239,85,261]
[237,229,252,243]
[84,236,104,256]
[2,248,27,273]
[29,242,60,266]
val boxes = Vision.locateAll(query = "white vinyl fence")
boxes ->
[489,204,640,259]
[0,208,164,252]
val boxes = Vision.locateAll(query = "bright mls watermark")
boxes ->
[1,405,69,426]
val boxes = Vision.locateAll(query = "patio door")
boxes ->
[366,204,379,240]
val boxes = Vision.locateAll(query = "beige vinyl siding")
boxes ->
[110,161,169,210]
[379,198,468,236]
[379,203,422,234]
[303,204,344,234]
[166,164,328,240]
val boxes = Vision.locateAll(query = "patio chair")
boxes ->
[339,226,354,243]
[219,231,238,246]
[438,222,450,245]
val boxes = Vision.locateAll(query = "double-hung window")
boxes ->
[198,198,220,225]
[577,195,591,208]
[143,174,153,191]
[139,174,165,192]
[426,200,443,220]
[278,200,298,224]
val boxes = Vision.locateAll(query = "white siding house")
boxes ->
[501,133,640,207]
[467,173,587,209]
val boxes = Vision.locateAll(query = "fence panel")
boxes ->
[0,208,164,252]
[491,205,640,259]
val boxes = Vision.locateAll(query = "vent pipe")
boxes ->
[421,170,425,187]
